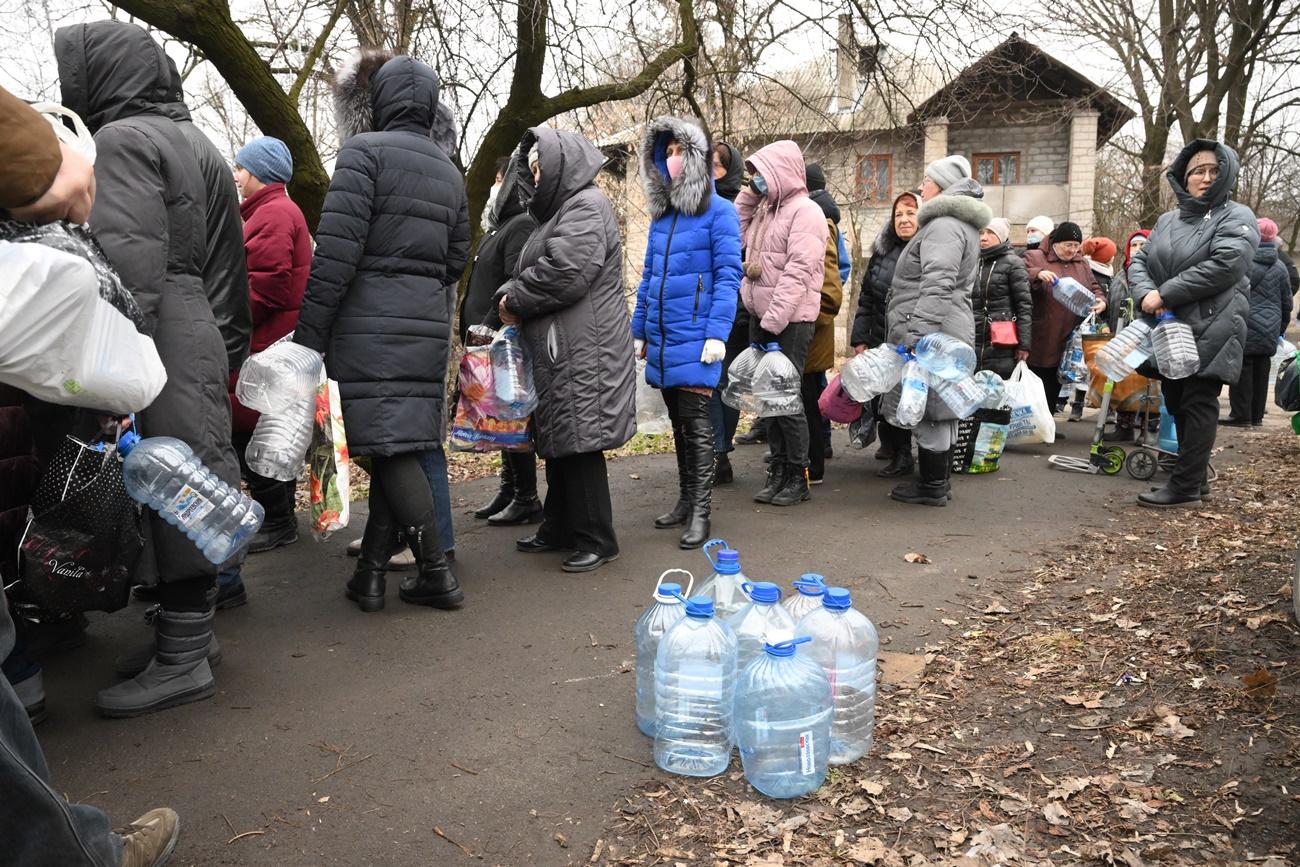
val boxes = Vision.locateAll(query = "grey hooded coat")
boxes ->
[499,128,636,460]
[55,20,239,584]
[1129,140,1258,384]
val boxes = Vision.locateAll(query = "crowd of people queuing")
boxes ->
[0,23,1296,866]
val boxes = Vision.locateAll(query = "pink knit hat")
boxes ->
[1258,218,1278,243]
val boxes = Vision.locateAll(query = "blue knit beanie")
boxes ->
[235,137,293,184]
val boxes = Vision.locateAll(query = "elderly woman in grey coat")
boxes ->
[883,155,991,506]
[1130,140,1258,508]
[498,128,636,573]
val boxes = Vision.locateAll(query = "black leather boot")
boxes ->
[474,457,515,519]
[753,460,788,504]
[96,607,216,717]
[679,418,715,549]
[346,511,398,612]
[714,452,734,485]
[247,479,299,553]
[488,452,543,525]
[771,462,811,506]
[890,448,949,506]
[654,424,691,529]
[399,524,464,609]
[877,448,914,478]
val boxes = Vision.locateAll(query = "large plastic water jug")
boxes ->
[238,340,323,482]
[782,574,826,622]
[1095,320,1153,382]
[725,581,797,670]
[931,374,985,418]
[914,333,976,380]
[797,587,879,764]
[734,636,832,798]
[489,325,537,419]
[1158,398,1179,453]
[696,539,749,619]
[752,343,802,418]
[1050,276,1095,317]
[634,569,693,737]
[840,344,906,402]
[653,594,738,777]
[1151,312,1199,379]
[894,361,928,428]
[119,433,264,564]
[973,369,1007,408]
[721,344,764,413]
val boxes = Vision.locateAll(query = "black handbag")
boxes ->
[1276,352,1300,412]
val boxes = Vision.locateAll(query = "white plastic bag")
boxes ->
[1004,361,1056,445]
[0,242,166,413]
[635,358,672,434]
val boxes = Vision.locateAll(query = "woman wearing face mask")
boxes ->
[852,190,919,477]
[1024,221,1106,416]
[631,117,742,548]
[1023,215,1053,257]
[973,218,1032,378]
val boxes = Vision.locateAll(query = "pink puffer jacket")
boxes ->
[735,140,828,335]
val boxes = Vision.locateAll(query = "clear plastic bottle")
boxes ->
[696,539,750,620]
[734,636,832,799]
[725,581,798,670]
[840,344,906,402]
[235,340,322,414]
[722,344,764,413]
[246,397,316,482]
[489,325,537,419]
[1050,276,1096,317]
[653,594,738,777]
[634,570,693,737]
[797,587,879,764]
[974,369,1007,409]
[894,360,928,428]
[1094,319,1154,382]
[931,374,985,418]
[1151,311,1200,379]
[782,574,827,623]
[752,343,802,418]
[914,333,976,380]
[119,433,264,565]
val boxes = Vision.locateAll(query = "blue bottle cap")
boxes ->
[657,582,683,602]
[763,342,782,353]
[683,594,715,618]
[715,549,741,575]
[1157,310,1175,321]
[823,587,852,611]
[764,635,812,657]
[793,574,826,596]
[117,430,141,456]
[742,581,781,604]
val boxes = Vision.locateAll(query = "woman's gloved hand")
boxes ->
[634,338,646,359]
[701,339,726,364]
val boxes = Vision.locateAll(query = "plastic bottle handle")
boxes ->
[741,581,755,598]
[654,568,694,601]
[702,538,727,569]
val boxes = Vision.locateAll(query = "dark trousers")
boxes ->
[1228,354,1271,424]
[1029,365,1061,415]
[1161,375,1223,495]
[231,430,297,532]
[539,451,618,557]
[802,373,827,479]
[368,453,440,542]
[749,319,815,467]
[662,387,712,425]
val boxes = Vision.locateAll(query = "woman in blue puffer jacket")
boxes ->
[632,116,742,549]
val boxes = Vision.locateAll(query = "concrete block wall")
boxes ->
[948,120,1070,186]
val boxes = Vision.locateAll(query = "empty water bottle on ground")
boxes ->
[894,361,928,428]
[490,325,538,419]
[654,594,738,777]
[238,340,323,482]
[782,574,826,622]
[634,570,693,737]
[753,343,802,417]
[797,587,879,764]
[1095,320,1154,382]
[734,636,832,799]
[914,333,976,380]
[932,374,986,418]
[841,344,906,402]
[119,433,264,565]
[697,539,750,619]
[1050,276,1096,317]
[725,581,798,670]
[1151,311,1199,379]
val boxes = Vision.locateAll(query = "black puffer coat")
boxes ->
[973,241,1032,377]
[499,128,636,460]
[1129,140,1259,384]
[295,53,470,456]
[851,191,916,348]
[460,166,536,339]
[1245,242,1293,356]
[55,20,238,584]
[161,58,252,372]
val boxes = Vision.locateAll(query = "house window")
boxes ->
[974,152,1020,185]
[856,154,892,204]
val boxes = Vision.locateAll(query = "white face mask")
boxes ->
[1026,232,1043,245]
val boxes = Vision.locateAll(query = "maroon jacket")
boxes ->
[229,183,312,433]
[1025,245,1104,367]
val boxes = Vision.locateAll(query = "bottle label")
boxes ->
[798,730,815,775]
[169,485,216,529]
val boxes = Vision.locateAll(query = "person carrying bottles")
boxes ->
[882,155,990,506]
[631,116,741,549]
[497,129,636,573]
[1222,218,1292,428]
[735,140,828,507]
[294,51,470,611]
[1130,140,1258,507]
[973,217,1032,378]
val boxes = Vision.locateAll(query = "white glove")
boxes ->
[634,338,645,357]
[701,339,726,364]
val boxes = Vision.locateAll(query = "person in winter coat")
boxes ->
[1130,140,1259,507]
[498,129,636,573]
[708,140,752,474]
[1278,246,1299,297]
[294,52,470,610]
[883,155,990,506]
[1023,215,1054,257]
[735,139,828,507]
[852,190,919,477]
[631,117,741,549]
[974,217,1032,378]
[1223,217,1293,426]
[1059,235,1119,422]
[55,20,242,718]
[806,162,852,284]
[801,218,843,484]
[1106,230,1150,331]
[1025,221,1106,414]
[463,156,542,527]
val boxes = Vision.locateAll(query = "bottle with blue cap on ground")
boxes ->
[635,570,693,736]
[734,635,832,798]
[696,539,750,619]
[654,593,738,777]
[797,586,879,763]
[782,574,827,622]
[725,581,798,670]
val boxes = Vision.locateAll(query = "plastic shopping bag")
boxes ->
[1004,361,1056,445]
[635,358,672,434]
[818,374,863,424]
[308,369,350,540]
[489,325,538,419]
[450,345,532,452]
[950,408,1011,475]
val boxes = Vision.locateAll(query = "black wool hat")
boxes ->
[1050,221,1083,244]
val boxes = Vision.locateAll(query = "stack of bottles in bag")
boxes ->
[1095,312,1200,382]
[841,333,1004,425]
[236,340,324,481]
[722,343,802,417]
[635,539,879,799]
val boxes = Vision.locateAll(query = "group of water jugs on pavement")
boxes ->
[634,539,879,799]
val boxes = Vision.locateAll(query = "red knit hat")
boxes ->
[1123,229,1152,272]
[1082,236,1117,265]
[1258,218,1279,243]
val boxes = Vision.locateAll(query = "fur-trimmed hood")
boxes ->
[640,116,713,219]
[333,50,456,151]
[916,179,991,231]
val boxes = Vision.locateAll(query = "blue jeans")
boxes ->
[417,446,456,552]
